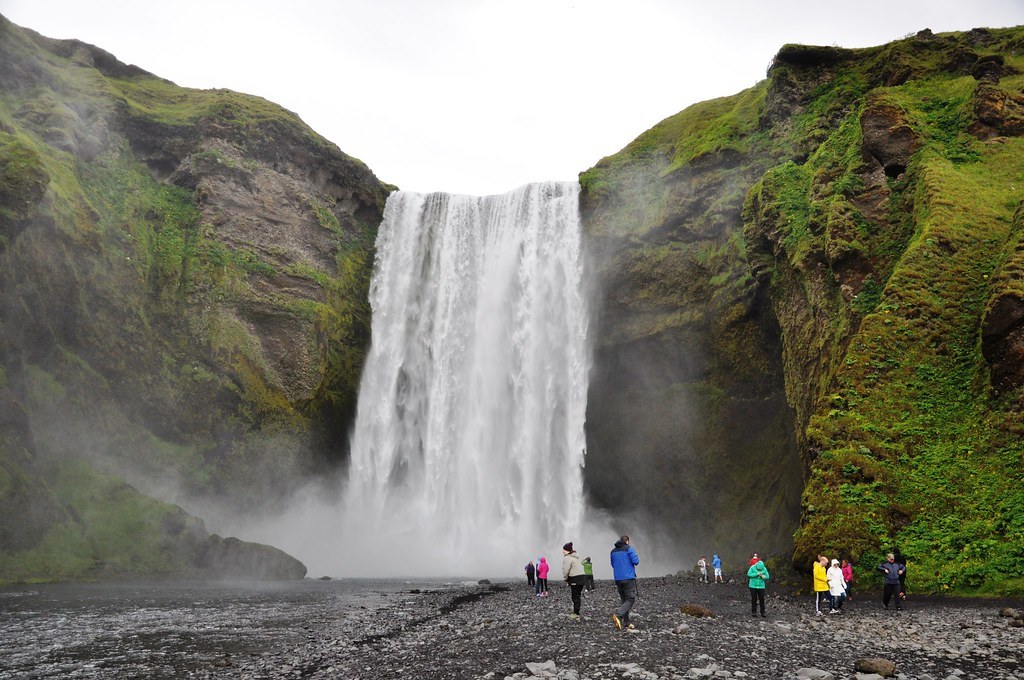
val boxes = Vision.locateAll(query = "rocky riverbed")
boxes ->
[220,576,1024,680]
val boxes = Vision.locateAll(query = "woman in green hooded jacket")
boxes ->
[747,558,770,617]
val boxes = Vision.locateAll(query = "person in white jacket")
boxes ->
[562,542,587,620]
[826,558,847,614]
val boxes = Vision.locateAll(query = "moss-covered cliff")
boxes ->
[0,15,389,582]
[581,26,1024,594]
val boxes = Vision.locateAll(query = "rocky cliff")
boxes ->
[0,15,389,581]
[581,26,1024,594]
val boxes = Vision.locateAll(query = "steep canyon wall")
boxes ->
[3,12,1024,592]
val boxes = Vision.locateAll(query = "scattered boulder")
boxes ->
[524,660,557,677]
[680,604,715,618]
[795,669,834,680]
[854,658,897,677]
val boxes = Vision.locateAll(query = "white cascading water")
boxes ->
[338,181,590,576]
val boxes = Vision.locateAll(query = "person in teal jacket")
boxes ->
[747,558,770,617]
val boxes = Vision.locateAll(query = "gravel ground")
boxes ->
[221,576,1024,680]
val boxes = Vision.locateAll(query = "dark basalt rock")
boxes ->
[971,83,1024,139]
[972,54,1007,83]
[860,102,917,179]
[196,535,307,581]
[982,294,1024,393]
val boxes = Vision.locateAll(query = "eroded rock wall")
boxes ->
[0,15,386,581]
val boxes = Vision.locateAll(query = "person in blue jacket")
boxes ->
[712,554,723,583]
[610,534,640,630]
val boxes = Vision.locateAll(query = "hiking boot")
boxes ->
[570,614,581,621]
[626,623,635,629]
[611,614,622,631]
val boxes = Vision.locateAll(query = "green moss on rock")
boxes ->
[583,24,1024,593]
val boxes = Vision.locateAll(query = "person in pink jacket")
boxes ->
[841,559,855,601]
[536,557,550,597]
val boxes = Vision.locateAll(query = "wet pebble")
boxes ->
[208,579,1024,678]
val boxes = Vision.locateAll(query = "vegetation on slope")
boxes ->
[581,25,1024,594]
[756,29,1024,595]
[0,15,388,581]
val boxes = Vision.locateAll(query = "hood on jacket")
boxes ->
[614,540,626,549]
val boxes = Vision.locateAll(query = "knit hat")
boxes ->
[563,542,573,552]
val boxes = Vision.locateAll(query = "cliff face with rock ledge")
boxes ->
[581,26,1024,594]
[0,14,388,581]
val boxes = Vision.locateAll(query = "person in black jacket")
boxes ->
[892,548,908,601]
[877,553,905,611]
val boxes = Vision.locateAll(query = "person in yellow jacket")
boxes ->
[813,555,829,616]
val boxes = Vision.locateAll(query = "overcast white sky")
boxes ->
[3,1,1023,195]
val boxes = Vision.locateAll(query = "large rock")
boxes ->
[982,293,1024,392]
[853,658,896,677]
[982,203,1024,394]
[971,83,1024,139]
[196,535,306,580]
[860,100,917,178]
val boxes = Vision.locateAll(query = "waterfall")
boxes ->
[340,181,590,576]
